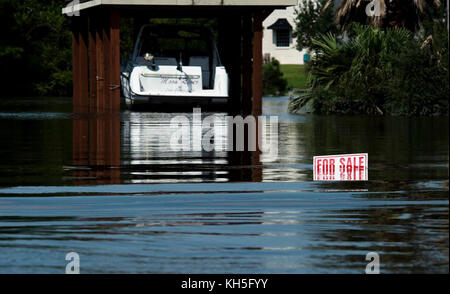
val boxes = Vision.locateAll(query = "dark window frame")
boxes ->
[275,29,291,48]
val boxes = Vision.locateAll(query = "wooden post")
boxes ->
[72,16,89,112]
[109,9,121,112]
[229,16,242,114]
[103,13,113,166]
[89,14,97,111]
[72,18,80,109]
[103,10,112,111]
[94,8,120,112]
[73,8,121,185]
[72,15,89,184]
[219,16,242,114]
[242,14,253,117]
[88,13,98,166]
[109,9,121,169]
[252,12,264,117]
[251,12,264,182]
[95,12,106,112]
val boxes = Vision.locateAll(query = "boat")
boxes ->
[120,24,229,108]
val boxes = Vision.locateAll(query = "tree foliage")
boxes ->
[334,0,443,32]
[0,0,72,97]
[293,0,339,52]
[289,24,449,115]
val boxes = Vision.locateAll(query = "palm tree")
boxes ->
[326,0,442,32]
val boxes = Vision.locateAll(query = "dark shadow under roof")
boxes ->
[267,18,292,30]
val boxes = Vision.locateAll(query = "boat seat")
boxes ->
[189,56,210,88]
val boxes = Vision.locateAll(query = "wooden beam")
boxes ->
[229,16,242,113]
[251,12,264,180]
[252,12,264,117]
[242,14,252,116]
[72,19,80,109]
[88,14,98,164]
[80,19,89,111]
[109,9,121,111]
[72,16,89,112]
[103,10,112,111]
[103,13,113,165]
[218,15,242,114]
[109,10,121,167]
[95,12,106,112]
[88,14,97,111]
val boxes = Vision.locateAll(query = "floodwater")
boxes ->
[0,96,448,273]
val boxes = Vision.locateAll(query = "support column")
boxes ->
[109,9,121,168]
[252,12,264,117]
[72,15,89,112]
[103,10,112,111]
[251,12,264,182]
[109,9,121,112]
[92,8,120,112]
[95,12,106,112]
[88,14,97,111]
[73,9,121,185]
[72,14,89,183]
[229,16,242,114]
[218,16,239,113]
[242,14,253,117]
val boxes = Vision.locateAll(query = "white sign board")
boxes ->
[314,153,368,181]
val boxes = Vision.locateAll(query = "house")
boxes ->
[263,0,307,65]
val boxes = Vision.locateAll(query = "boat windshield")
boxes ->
[138,27,214,65]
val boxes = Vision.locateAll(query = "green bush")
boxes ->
[263,58,288,96]
[289,24,449,115]
[385,21,449,116]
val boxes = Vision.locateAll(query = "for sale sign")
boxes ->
[313,153,368,181]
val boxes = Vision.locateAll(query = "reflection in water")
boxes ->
[0,96,448,273]
[72,112,121,184]
[121,111,231,183]
[72,109,264,184]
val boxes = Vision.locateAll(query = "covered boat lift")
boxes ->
[65,0,297,114]
[67,1,297,184]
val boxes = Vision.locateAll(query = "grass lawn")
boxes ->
[280,64,308,90]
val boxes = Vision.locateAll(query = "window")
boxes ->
[275,29,290,47]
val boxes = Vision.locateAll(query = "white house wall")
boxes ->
[263,0,307,65]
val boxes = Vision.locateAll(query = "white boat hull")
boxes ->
[120,24,229,108]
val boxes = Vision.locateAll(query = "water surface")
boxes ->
[0,96,448,273]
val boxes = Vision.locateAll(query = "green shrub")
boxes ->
[289,24,449,116]
[263,58,288,96]
[385,21,449,115]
